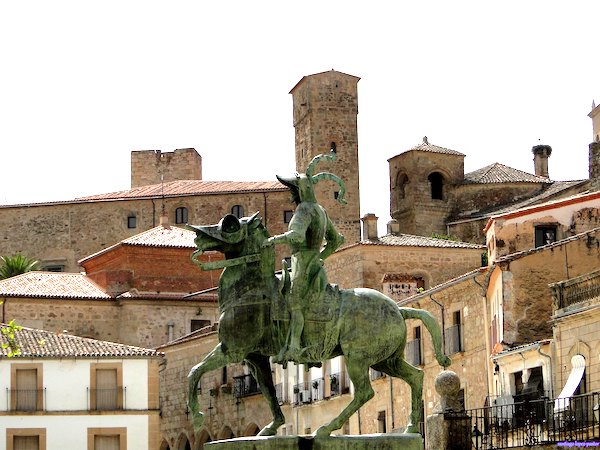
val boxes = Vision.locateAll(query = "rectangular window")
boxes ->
[535,225,557,247]
[445,311,463,355]
[127,215,136,229]
[7,429,46,450]
[90,363,123,410]
[175,207,189,224]
[406,326,423,366]
[11,364,43,411]
[377,411,387,433]
[87,428,126,450]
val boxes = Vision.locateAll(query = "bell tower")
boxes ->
[289,70,361,243]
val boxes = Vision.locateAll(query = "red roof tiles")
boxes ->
[0,272,112,299]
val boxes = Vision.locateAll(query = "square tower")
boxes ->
[290,70,361,243]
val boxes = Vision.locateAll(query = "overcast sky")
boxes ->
[1,1,598,233]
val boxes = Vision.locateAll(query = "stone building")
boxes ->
[388,138,593,244]
[0,224,220,349]
[0,70,363,273]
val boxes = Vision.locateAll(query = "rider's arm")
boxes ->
[320,217,344,260]
[265,204,310,247]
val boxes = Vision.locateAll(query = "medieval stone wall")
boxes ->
[0,190,291,272]
[501,228,600,345]
[131,148,202,188]
[362,276,490,433]
[325,244,484,294]
[1,297,219,349]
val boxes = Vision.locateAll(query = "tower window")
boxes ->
[175,207,189,224]
[428,172,444,200]
[334,191,339,200]
[330,141,337,153]
[127,215,137,229]
[231,205,244,218]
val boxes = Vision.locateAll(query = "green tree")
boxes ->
[0,254,40,279]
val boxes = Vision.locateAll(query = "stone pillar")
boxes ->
[426,371,471,450]
[590,142,600,192]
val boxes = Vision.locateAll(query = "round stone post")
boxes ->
[426,370,472,449]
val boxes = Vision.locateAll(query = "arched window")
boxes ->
[175,207,188,224]
[330,141,337,153]
[428,172,444,200]
[231,205,244,218]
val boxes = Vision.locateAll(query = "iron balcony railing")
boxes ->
[7,388,45,411]
[329,371,351,397]
[293,379,325,405]
[233,374,260,398]
[551,269,600,310]
[468,391,600,449]
[88,387,126,410]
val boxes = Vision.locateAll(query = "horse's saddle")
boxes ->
[271,277,340,323]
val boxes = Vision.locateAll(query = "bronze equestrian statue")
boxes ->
[187,154,451,437]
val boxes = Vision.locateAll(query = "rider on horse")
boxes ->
[264,151,346,364]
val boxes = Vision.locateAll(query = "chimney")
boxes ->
[387,219,400,235]
[361,214,379,241]
[532,144,552,178]
[160,212,170,229]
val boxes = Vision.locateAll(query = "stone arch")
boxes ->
[159,439,171,450]
[218,426,235,440]
[193,429,212,450]
[391,171,409,212]
[243,423,261,436]
[175,432,192,450]
[428,171,445,200]
[566,341,591,394]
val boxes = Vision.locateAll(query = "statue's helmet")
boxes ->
[276,151,347,204]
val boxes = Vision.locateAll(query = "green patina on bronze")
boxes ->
[187,153,451,438]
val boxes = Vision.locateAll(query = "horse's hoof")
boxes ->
[315,427,332,438]
[404,425,419,434]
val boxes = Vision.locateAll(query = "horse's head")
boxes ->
[187,212,269,270]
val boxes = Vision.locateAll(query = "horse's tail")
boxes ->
[399,307,451,368]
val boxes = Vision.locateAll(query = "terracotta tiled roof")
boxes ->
[465,163,552,184]
[402,137,465,156]
[362,234,485,249]
[0,325,161,358]
[0,272,111,299]
[122,225,197,248]
[75,180,286,201]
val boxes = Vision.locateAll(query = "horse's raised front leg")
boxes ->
[245,353,286,436]
[188,343,232,431]
[315,358,374,437]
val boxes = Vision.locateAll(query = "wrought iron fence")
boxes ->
[468,391,600,449]
[233,374,260,398]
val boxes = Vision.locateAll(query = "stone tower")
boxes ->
[289,70,361,243]
[131,148,202,188]
[388,137,465,236]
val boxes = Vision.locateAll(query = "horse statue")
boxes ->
[186,212,451,437]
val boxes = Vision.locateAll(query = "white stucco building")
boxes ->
[0,325,163,450]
